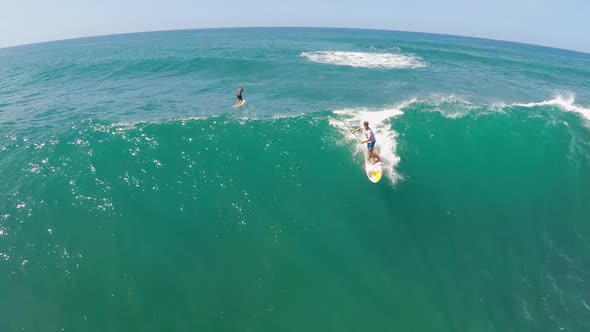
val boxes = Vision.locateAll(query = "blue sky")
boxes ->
[1,0,588,52]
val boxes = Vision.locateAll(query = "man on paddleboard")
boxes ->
[235,85,244,106]
[353,121,378,163]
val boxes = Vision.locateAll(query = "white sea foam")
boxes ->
[406,94,590,123]
[301,51,426,69]
[369,45,401,53]
[329,100,414,184]
[424,94,483,119]
[512,94,590,121]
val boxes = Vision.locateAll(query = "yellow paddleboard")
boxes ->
[365,151,383,183]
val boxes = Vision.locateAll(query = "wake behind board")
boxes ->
[365,150,383,183]
[232,100,247,108]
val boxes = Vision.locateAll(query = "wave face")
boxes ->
[1,28,590,331]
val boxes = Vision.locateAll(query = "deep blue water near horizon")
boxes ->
[1,28,590,331]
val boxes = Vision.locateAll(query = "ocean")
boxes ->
[1,28,589,331]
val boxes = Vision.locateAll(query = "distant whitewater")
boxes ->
[300,51,427,69]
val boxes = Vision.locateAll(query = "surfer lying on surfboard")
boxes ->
[352,121,378,163]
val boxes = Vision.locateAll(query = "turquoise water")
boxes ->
[1,28,590,331]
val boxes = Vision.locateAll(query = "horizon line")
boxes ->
[1,26,588,56]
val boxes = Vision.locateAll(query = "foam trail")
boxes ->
[513,95,590,121]
[301,51,426,69]
[329,100,414,183]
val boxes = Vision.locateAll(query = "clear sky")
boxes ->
[1,0,589,52]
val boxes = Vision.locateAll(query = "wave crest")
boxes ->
[512,95,590,121]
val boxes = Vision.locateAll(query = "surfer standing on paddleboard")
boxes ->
[353,121,377,163]
[235,85,244,106]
